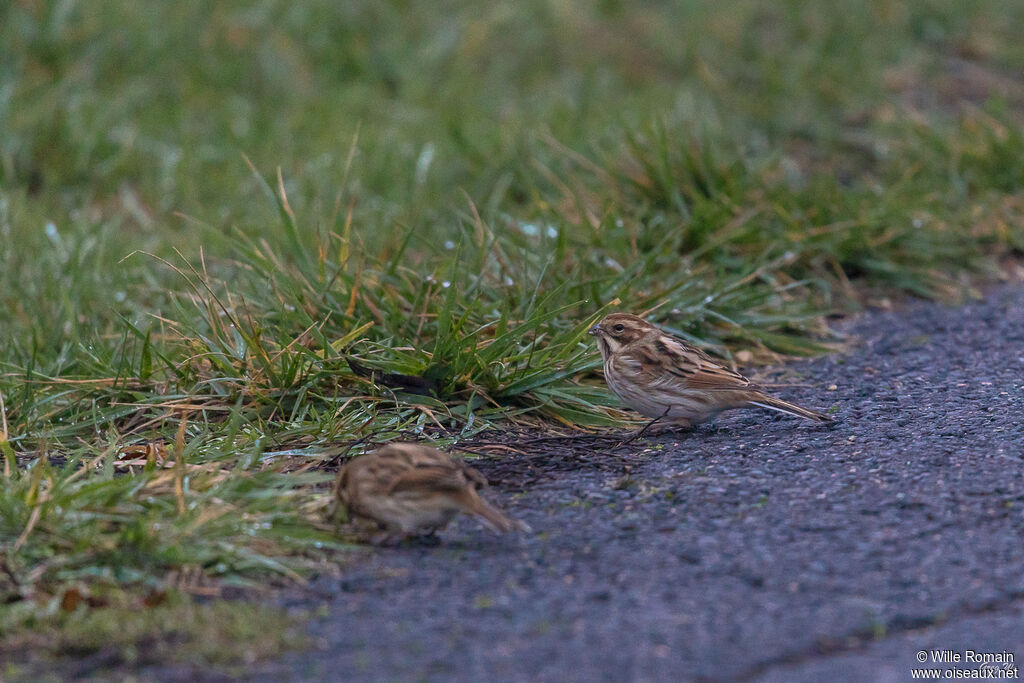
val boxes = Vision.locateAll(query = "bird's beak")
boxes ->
[588,323,601,337]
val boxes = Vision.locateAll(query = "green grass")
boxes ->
[2,0,1024,660]
[1,588,304,677]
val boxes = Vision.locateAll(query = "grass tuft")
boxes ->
[1,589,304,675]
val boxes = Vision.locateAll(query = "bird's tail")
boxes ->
[460,492,529,533]
[748,393,833,423]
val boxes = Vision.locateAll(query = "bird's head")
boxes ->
[588,313,654,355]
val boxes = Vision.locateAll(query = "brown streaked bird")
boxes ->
[329,443,525,544]
[589,313,833,429]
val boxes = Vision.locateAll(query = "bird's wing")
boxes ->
[621,335,750,390]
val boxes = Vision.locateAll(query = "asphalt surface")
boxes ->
[207,286,1024,681]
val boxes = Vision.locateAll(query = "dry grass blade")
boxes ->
[14,463,49,551]
[0,389,12,480]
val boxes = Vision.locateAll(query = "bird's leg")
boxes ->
[413,531,443,547]
[369,525,407,547]
[620,407,671,446]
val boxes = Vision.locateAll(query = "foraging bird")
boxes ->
[329,443,524,544]
[589,313,832,429]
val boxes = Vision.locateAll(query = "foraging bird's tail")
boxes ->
[747,393,833,423]
[460,492,528,533]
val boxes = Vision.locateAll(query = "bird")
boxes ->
[588,313,833,430]
[329,443,525,544]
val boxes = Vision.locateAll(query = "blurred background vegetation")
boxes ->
[4,1,1023,353]
[2,0,1024,660]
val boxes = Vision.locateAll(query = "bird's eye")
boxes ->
[613,324,625,332]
